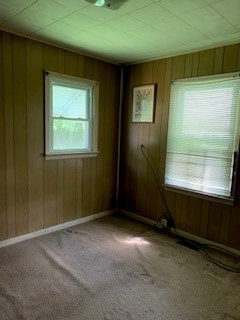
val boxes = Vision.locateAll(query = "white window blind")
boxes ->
[164,73,240,200]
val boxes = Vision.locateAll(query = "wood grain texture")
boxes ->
[146,59,166,220]
[94,61,106,213]
[184,53,193,78]
[63,159,76,222]
[26,39,44,232]
[199,201,210,239]
[128,67,139,211]
[223,44,239,73]
[2,32,16,238]
[186,198,202,236]
[192,52,199,77]
[102,64,119,211]
[43,44,58,228]
[237,45,240,70]
[214,47,224,74]
[12,35,28,236]
[0,32,7,240]
[171,55,185,80]
[228,204,240,248]
[0,30,119,240]
[75,158,83,219]
[120,67,135,211]
[174,194,187,230]
[197,49,214,76]
[119,42,240,250]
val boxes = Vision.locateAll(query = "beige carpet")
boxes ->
[0,213,239,320]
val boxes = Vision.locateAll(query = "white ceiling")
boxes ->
[0,0,240,64]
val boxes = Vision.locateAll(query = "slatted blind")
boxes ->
[165,73,240,199]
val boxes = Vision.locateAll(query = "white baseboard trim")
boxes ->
[120,209,240,256]
[0,209,115,249]
[120,209,156,226]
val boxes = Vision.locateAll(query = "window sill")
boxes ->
[164,185,235,206]
[44,151,99,160]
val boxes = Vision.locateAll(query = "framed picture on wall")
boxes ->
[132,84,156,123]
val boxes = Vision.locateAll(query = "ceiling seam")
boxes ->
[0,0,39,25]
[203,0,240,32]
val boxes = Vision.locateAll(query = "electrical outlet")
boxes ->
[161,218,168,229]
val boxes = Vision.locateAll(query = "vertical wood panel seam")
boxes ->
[12,35,16,233]
[40,42,44,230]
[222,45,226,71]
[236,45,240,70]
[42,45,46,227]
[238,44,240,70]
[196,53,200,76]
[0,32,7,238]
[24,38,29,232]
[213,48,216,73]
[41,44,44,228]
[183,54,187,79]
[102,62,106,211]
[3,33,15,237]
[11,34,17,235]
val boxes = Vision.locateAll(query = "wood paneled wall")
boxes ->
[119,43,240,250]
[0,31,119,240]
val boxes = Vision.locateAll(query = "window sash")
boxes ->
[45,71,99,157]
[52,118,91,152]
[52,116,91,122]
[49,85,92,152]
[51,82,91,120]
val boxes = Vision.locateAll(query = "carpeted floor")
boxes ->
[0,213,239,320]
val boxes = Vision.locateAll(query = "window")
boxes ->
[164,73,240,202]
[45,71,99,159]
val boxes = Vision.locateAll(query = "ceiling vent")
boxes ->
[84,0,127,10]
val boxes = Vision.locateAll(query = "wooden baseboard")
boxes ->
[0,209,115,249]
[120,209,240,256]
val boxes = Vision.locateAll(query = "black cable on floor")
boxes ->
[140,145,175,229]
[140,145,240,274]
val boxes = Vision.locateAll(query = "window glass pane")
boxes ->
[52,85,89,119]
[53,119,90,150]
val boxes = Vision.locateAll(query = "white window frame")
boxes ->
[164,72,240,204]
[45,71,99,159]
